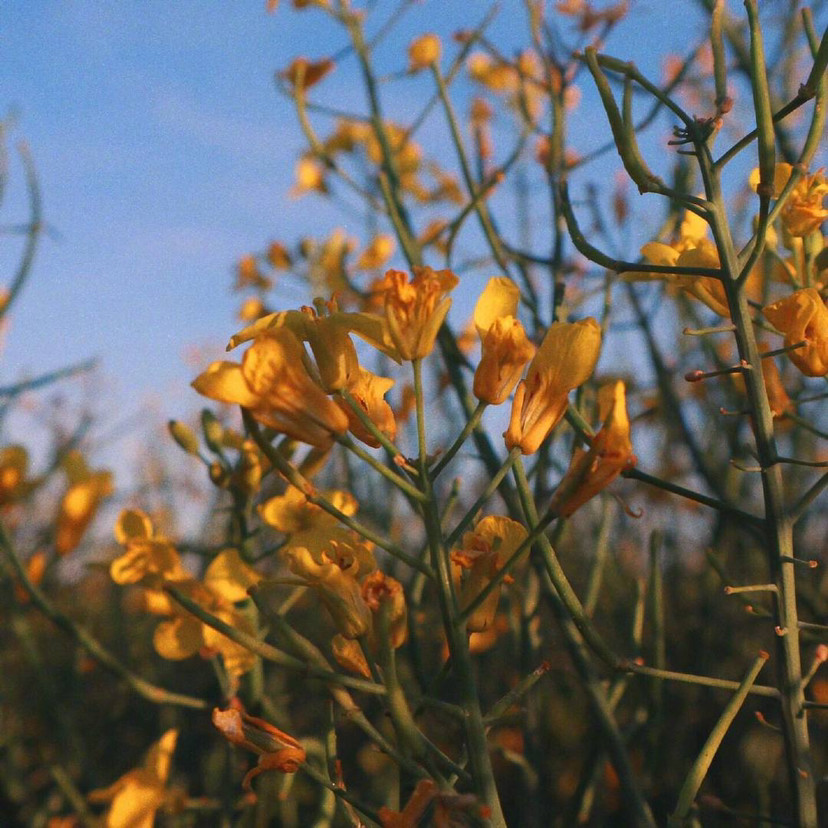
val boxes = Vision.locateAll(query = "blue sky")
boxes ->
[1,1,821,480]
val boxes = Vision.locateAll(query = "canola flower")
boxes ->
[763,287,828,377]
[504,318,602,454]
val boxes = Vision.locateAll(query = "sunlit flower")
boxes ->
[504,318,601,454]
[380,266,458,360]
[356,234,396,270]
[192,328,349,449]
[472,278,536,405]
[291,155,328,196]
[213,701,305,792]
[750,162,828,237]
[259,485,364,562]
[267,241,292,269]
[408,33,441,71]
[204,548,263,603]
[88,729,178,828]
[549,380,636,517]
[337,366,397,447]
[55,452,114,556]
[451,516,528,632]
[763,287,828,376]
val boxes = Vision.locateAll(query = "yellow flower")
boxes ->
[451,516,528,632]
[750,162,828,237]
[763,287,828,376]
[88,729,178,828]
[472,278,536,405]
[55,452,114,556]
[259,485,364,561]
[286,545,373,639]
[380,266,458,360]
[331,633,371,677]
[0,445,33,506]
[549,380,636,517]
[337,366,397,447]
[292,155,327,196]
[213,702,305,792]
[356,234,396,270]
[110,509,187,587]
[504,318,602,455]
[204,548,263,603]
[192,328,349,449]
[235,253,271,291]
[408,33,442,71]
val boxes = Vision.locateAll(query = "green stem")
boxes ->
[430,401,487,479]
[669,652,769,825]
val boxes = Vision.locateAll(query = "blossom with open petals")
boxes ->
[763,288,828,376]
[472,278,536,405]
[451,516,528,632]
[549,380,636,517]
[88,729,178,828]
[750,162,828,237]
[380,267,458,360]
[192,328,349,449]
[504,318,601,454]
[213,701,305,793]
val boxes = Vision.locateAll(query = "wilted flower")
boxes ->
[192,328,349,449]
[88,729,178,828]
[763,288,828,376]
[452,516,528,632]
[213,702,305,792]
[472,277,536,405]
[504,318,602,454]
[380,266,458,360]
[549,381,636,517]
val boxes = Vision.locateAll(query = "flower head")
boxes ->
[408,34,441,71]
[763,288,828,376]
[472,278,536,405]
[192,328,349,449]
[750,163,828,237]
[549,380,636,517]
[452,516,528,632]
[380,267,458,360]
[504,318,601,454]
[55,452,114,556]
[337,366,397,447]
[88,729,178,828]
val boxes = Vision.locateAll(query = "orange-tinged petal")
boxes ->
[474,316,536,405]
[764,287,828,376]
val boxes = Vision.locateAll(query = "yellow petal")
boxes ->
[153,616,204,660]
[191,361,260,408]
[114,509,154,544]
[204,549,263,603]
[473,277,521,336]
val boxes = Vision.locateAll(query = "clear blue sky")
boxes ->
[1,1,820,479]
